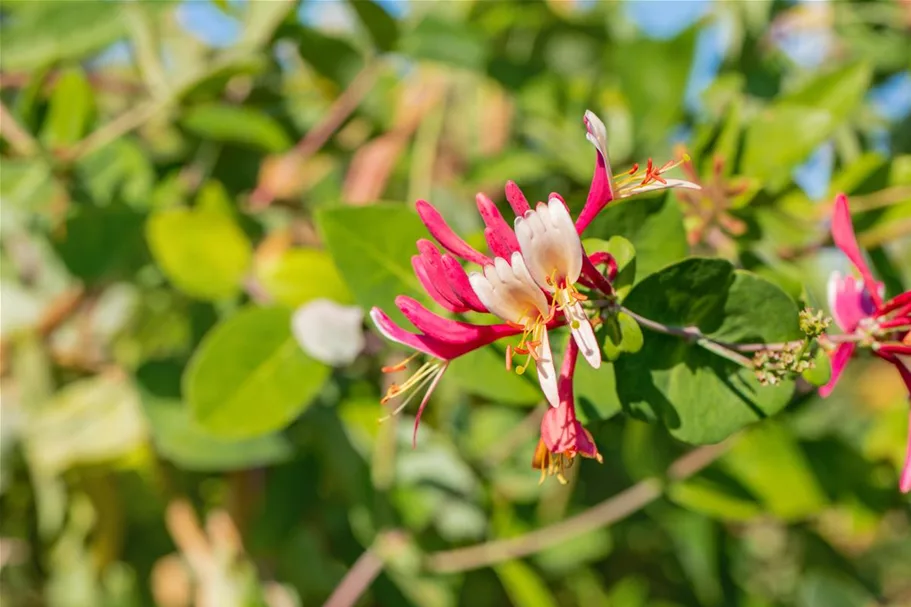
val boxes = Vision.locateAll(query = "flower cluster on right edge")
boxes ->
[821,193,911,493]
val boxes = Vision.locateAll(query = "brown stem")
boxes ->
[322,549,384,607]
[297,63,379,158]
[0,100,40,156]
[424,441,730,573]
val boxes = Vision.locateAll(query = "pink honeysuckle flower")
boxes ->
[371,109,702,454]
[819,193,911,493]
[468,252,562,407]
[575,111,701,234]
[532,340,602,484]
[821,193,911,398]
[514,197,602,369]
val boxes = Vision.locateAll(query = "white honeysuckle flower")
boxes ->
[468,252,559,408]
[583,110,701,200]
[514,198,601,370]
[292,299,365,366]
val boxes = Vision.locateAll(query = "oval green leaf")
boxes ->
[146,206,252,300]
[185,306,330,438]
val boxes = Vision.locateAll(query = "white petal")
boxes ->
[469,271,497,310]
[510,252,550,314]
[548,197,582,283]
[293,299,365,366]
[567,301,601,369]
[584,110,608,157]
[534,329,559,407]
[620,178,701,198]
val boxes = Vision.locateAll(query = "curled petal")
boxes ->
[416,199,491,266]
[576,110,615,234]
[412,256,465,313]
[468,253,550,325]
[616,178,702,199]
[902,409,911,494]
[831,193,883,308]
[505,180,531,216]
[440,254,488,312]
[415,240,468,312]
[819,342,856,398]
[877,291,911,318]
[476,193,520,258]
[827,271,876,333]
[514,198,584,291]
[535,328,559,408]
[370,306,521,360]
[564,301,601,369]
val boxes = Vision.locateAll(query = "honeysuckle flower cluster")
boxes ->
[821,193,911,493]
[370,110,699,482]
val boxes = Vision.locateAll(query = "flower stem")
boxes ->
[424,440,731,573]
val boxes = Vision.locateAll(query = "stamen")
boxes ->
[381,352,420,373]
[379,360,446,421]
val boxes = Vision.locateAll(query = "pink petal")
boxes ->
[412,255,465,313]
[541,402,571,452]
[901,409,911,493]
[827,272,875,332]
[877,291,911,317]
[440,254,488,312]
[505,180,531,216]
[396,296,521,346]
[476,193,520,258]
[415,199,491,267]
[415,240,469,313]
[369,307,465,360]
[819,342,856,398]
[831,193,883,308]
[575,111,615,234]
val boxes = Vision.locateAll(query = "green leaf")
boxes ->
[295,26,364,86]
[400,16,488,71]
[614,28,697,151]
[256,248,352,307]
[616,258,802,444]
[346,0,398,52]
[317,205,427,326]
[602,312,644,362]
[146,205,252,301]
[39,68,95,149]
[239,0,295,49]
[181,104,292,152]
[721,422,827,519]
[142,395,293,471]
[0,2,128,70]
[75,139,155,208]
[55,205,148,283]
[583,192,688,281]
[185,306,330,438]
[494,561,559,607]
[743,64,871,183]
[796,571,877,607]
[741,107,832,183]
[802,348,832,387]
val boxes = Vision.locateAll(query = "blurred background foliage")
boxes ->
[1,0,911,606]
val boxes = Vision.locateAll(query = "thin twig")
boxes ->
[424,441,730,573]
[0,100,40,156]
[323,549,384,607]
[297,63,379,158]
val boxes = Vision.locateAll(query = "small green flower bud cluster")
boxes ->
[754,308,831,385]
[799,307,831,338]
